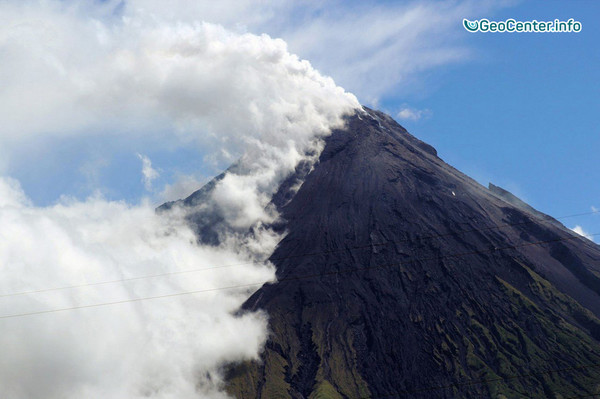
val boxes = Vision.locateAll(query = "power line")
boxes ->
[1,208,597,300]
[3,221,600,398]
[0,231,597,320]
[0,261,252,299]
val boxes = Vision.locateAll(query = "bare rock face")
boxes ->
[175,107,600,398]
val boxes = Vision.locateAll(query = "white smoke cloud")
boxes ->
[119,0,511,104]
[0,3,358,146]
[0,0,358,220]
[0,1,360,398]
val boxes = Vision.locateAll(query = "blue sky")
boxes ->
[1,5,362,394]
[1,2,597,395]
[378,1,600,240]
[2,0,598,239]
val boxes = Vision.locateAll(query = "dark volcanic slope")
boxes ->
[184,108,600,398]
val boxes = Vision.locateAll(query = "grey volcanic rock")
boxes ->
[174,107,600,398]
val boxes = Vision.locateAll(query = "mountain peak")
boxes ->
[170,107,600,398]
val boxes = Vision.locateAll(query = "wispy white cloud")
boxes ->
[571,225,595,242]
[137,153,159,191]
[274,1,509,104]
[159,174,206,203]
[78,156,110,190]
[397,106,433,121]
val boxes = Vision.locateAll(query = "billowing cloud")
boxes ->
[0,1,358,163]
[1,0,511,206]
[0,177,277,399]
[120,0,511,104]
[0,1,360,398]
[0,1,507,154]
[0,0,359,212]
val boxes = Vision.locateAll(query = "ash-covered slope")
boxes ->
[180,108,600,398]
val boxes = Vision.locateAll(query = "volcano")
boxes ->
[170,108,600,398]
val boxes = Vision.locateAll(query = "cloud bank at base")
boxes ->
[0,177,276,398]
[0,1,360,398]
